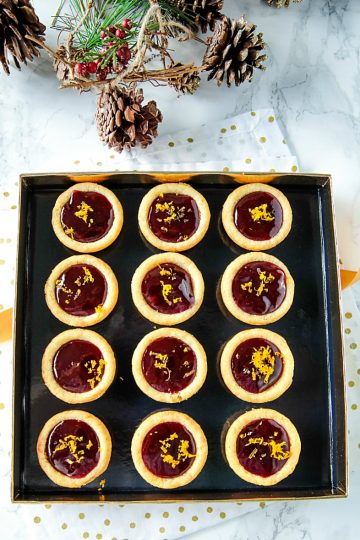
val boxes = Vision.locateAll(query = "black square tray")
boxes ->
[12,172,347,502]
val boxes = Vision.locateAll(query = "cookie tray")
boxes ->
[12,172,347,502]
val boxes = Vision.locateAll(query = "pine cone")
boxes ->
[53,45,73,82]
[172,0,224,33]
[168,64,201,94]
[96,87,163,153]
[0,0,46,75]
[266,0,302,7]
[203,16,267,87]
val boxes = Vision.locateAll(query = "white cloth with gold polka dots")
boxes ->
[68,108,298,174]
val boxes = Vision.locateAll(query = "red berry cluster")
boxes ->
[75,19,133,81]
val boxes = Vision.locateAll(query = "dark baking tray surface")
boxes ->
[12,172,347,502]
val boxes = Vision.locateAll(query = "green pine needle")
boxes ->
[52,0,195,50]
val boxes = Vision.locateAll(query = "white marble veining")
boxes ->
[1,1,360,539]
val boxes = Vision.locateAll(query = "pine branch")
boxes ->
[52,0,194,49]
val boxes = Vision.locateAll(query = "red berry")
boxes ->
[122,18,132,29]
[123,47,131,62]
[115,28,125,39]
[87,61,97,74]
[100,30,107,39]
[108,25,117,34]
[75,62,87,76]
[96,68,108,81]
[116,46,131,64]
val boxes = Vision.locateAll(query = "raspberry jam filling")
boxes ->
[148,193,200,243]
[142,421,196,478]
[141,263,195,314]
[53,340,105,393]
[47,419,100,478]
[231,338,283,394]
[142,337,197,393]
[61,190,114,243]
[236,418,290,477]
[55,264,107,316]
[232,261,286,315]
[234,191,283,241]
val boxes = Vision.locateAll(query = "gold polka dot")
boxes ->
[187,137,194,143]
[179,526,186,532]
[0,260,5,265]
[163,511,169,518]
[223,167,230,172]
[79,513,85,519]
[45,504,51,509]
[345,328,351,334]
[3,192,9,197]
[178,506,184,513]
[345,312,352,319]
[245,158,252,164]
[291,166,298,172]
[96,535,102,540]
[220,128,227,133]
[83,534,89,539]
[220,512,226,519]
[0,305,3,311]
[350,343,358,350]
[270,169,276,173]
[11,205,17,209]
[259,501,266,508]
[357,369,360,375]
[230,124,237,130]
[0,403,5,410]
[251,111,256,117]
[0,239,3,243]
[34,516,41,524]
[6,238,11,243]
[351,404,357,410]
[282,139,287,144]
[192,515,198,522]
[358,443,360,448]
[73,160,80,165]
[207,507,213,513]
[104,519,110,526]
[260,137,267,143]
[130,522,136,529]
[268,116,275,123]
[348,381,355,387]
[96,162,103,166]
[168,142,175,147]
[110,155,115,159]
[159,527,165,533]
[111,538,117,540]
[61,523,67,530]
[145,512,151,519]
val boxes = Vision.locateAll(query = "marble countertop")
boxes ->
[1,0,360,539]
